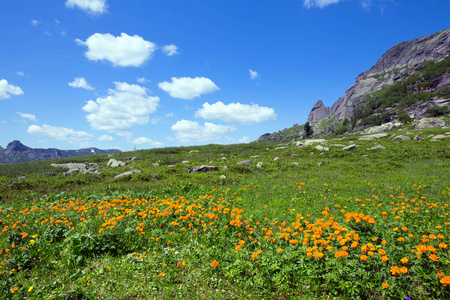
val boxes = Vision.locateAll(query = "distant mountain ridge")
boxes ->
[0,140,121,164]
[257,28,450,142]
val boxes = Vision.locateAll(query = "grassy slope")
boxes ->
[0,126,449,299]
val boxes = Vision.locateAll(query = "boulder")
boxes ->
[315,145,329,151]
[392,135,411,141]
[431,135,448,140]
[113,170,142,180]
[368,145,386,150]
[415,117,446,130]
[363,122,402,134]
[236,160,252,166]
[256,162,263,168]
[51,163,98,174]
[188,165,219,173]
[342,144,357,151]
[358,133,389,140]
[275,147,288,150]
[414,135,422,141]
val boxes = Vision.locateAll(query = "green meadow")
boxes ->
[0,126,449,299]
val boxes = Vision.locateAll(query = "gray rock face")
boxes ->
[363,122,402,134]
[107,159,126,167]
[237,160,252,166]
[307,100,330,123]
[113,170,142,179]
[415,117,446,129]
[307,29,450,123]
[188,165,219,173]
[392,135,411,141]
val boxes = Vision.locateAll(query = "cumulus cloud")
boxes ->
[137,77,149,84]
[171,120,232,143]
[132,137,164,147]
[98,134,113,141]
[27,124,92,143]
[304,0,341,8]
[162,44,179,56]
[195,101,277,125]
[76,33,157,67]
[16,112,37,122]
[249,69,258,79]
[82,82,159,133]
[158,77,219,99]
[238,136,251,143]
[65,0,108,15]
[0,79,24,100]
[68,77,95,90]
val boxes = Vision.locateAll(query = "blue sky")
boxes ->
[0,0,449,151]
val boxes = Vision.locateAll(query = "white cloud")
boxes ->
[16,112,37,122]
[65,0,108,15]
[31,20,39,26]
[195,101,277,125]
[0,79,24,100]
[171,120,232,143]
[68,77,95,90]
[249,69,258,79]
[27,124,92,143]
[132,137,164,147]
[98,134,113,141]
[162,44,179,56]
[158,77,219,99]
[137,77,149,83]
[16,71,25,77]
[238,136,251,143]
[76,33,157,67]
[82,82,159,133]
[304,0,341,8]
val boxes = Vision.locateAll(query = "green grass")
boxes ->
[0,127,450,299]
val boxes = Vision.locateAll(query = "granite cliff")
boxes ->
[258,28,450,142]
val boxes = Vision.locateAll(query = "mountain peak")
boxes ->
[5,140,31,155]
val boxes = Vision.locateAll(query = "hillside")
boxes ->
[0,140,120,164]
[258,28,450,142]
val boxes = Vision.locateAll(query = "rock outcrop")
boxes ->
[307,100,330,123]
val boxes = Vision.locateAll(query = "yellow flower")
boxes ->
[28,286,33,292]
[277,248,282,253]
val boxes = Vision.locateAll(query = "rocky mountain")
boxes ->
[0,140,121,164]
[258,28,450,142]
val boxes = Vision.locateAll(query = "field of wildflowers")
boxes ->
[0,126,449,299]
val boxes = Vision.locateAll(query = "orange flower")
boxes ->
[390,266,399,275]
[277,248,282,253]
[158,272,164,278]
[235,245,241,251]
[313,251,324,258]
[429,254,439,262]
[401,257,409,264]
[440,276,450,286]
[439,243,447,249]
[381,256,389,262]
[251,253,258,260]
[360,254,368,261]
[211,260,219,267]
[400,266,408,274]
[12,287,19,292]
[382,282,389,289]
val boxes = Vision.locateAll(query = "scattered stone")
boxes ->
[363,122,402,134]
[275,147,288,150]
[152,163,159,167]
[189,150,199,153]
[182,161,190,164]
[317,162,323,167]
[256,162,263,168]
[114,170,142,179]
[43,172,55,177]
[431,135,448,140]
[368,145,386,150]
[236,160,252,166]
[291,154,298,156]
[415,117,446,130]
[291,162,299,166]
[392,135,411,141]
[342,144,357,151]
[220,175,226,179]
[107,159,126,167]
[18,176,26,181]
[51,163,99,174]
[222,166,229,170]
[64,173,74,177]
[273,157,279,161]
[188,165,219,173]
[358,133,389,140]
[124,157,141,161]
[303,139,327,146]
[219,157,226,160]
[414,136,422,141]
[310,152,314,155]
[315,145,329,151]
[250,155,260,159]
[331,144,346,147]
